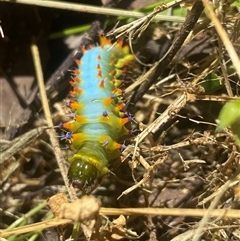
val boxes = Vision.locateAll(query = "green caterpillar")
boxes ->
[60,36,134,191]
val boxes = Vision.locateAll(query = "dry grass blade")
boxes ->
[1,206,239,238]
[0,218,73,238]
[202,0,240,79]
[192,171,240,241]
[30,37,77,201]
[2,0,185,22]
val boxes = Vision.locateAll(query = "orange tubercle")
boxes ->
[99,79,105,88]
[121,117,130,125]
[73,77,81,83]
[112,87,124,95]
[109,60,115,66]
[97,70,103,78]
[109,70,115,77]
[75,115,87,123]
[69,101,83,111]
[113,142,122,150]
[73,69,81,76]
[73,87,83,95]
[63,122,75,130]
[81,46,87,53]
[111,78,123,87]
[116,39,123,50]
[99,136,122,151]
[69,80,75,86]
[115,103,125,111]
[100,36,111,47]
[75,59,81,65]
[102,96,113,106]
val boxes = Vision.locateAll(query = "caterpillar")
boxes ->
[60,36,134,191]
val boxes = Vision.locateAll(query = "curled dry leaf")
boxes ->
[47,193,100,223]
[112,215,126,227]
[47,194,100,240]
[61,195,100,240]
[61,195,100,222]
[47,193,68,218]
[99,215,139,240]
[111,215,127,240]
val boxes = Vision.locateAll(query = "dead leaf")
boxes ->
[47,193,68,218]
[61,195,100,223]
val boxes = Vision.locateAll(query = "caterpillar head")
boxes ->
[68,160,100,191]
